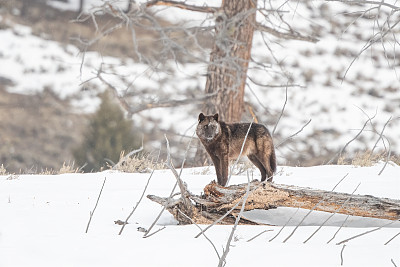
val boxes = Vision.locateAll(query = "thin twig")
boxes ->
[327,215,350,244]
[276,119,312,148]
[177,209,221,260]
[143,131,195,237]
[340,244,346,266]
[336,220,399,245]
[384,231,400,245]
[272,83,288,136]
[283,173,350,243]
[218,171,251,267]
[143,226,166,238]
[194,179,273,239]
[247,230,273,242]
[85,177,107,233]
[164,134,191,205]
[118,145,162,235]
[227,119,254,185]
[269,207,301,242]
[304,181,365,244]
[378,138,391,175]
[392,259,398,267]
[328,111,377,164]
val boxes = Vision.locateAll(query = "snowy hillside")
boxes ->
[0,0,399,168]
[1,163,399,266]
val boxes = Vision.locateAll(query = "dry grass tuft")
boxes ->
[58,162,81,174]
[114,151,165,173]
[337,151,399,167]
[0,164,8,175]
[39,162,81,175]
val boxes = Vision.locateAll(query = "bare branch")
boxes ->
[146,0,218,13]
[256,22,319,43]
[342,18,400,81]
[372,116,393,154]
[276,119,312,148]
[97,69,217,116]
[325,0,400,11]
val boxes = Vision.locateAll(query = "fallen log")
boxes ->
[147,180,400,225]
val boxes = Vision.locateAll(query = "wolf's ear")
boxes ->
[213,113,219,122]
[198,113,206,122]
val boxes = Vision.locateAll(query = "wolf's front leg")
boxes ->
[210,155,223,185]
[219,154,229,186]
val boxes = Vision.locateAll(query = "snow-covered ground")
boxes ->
[1,163,399,266]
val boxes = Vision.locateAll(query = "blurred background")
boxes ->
[0,0,399,173]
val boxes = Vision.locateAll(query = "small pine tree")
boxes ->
[73,92,140,172]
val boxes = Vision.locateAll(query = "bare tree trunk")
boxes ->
[78,0,84,14]
[148,181,400,225]
[203,0,257,122]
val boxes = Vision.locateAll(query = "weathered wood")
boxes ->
[147,180,400,225]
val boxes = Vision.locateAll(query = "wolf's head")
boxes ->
[196,113,221,142]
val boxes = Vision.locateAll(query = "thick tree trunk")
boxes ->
[148,181,400,225]
[203,0,257,122]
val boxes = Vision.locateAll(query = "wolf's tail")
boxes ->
[270,146,277,173]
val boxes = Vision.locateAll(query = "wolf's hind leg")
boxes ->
[248,155,267,182]
[255,152,274,182]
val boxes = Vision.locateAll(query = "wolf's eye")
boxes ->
[204,125,208,129]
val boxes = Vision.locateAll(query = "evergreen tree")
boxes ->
[73,92,140,172]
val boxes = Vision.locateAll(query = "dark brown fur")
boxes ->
[196,113,276,186]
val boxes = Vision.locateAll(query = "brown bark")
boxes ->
[203,0,257,122]
[148,181,400,225]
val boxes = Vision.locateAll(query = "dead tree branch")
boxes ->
[149,180,400,225]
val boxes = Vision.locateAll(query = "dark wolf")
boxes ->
[196,113,277,186]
